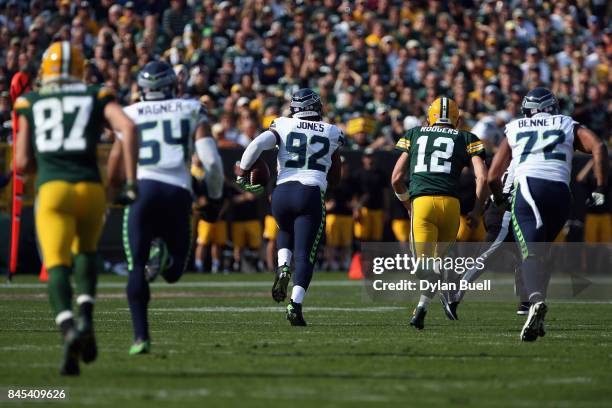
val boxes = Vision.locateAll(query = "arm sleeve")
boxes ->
[195,137,224,200]
[395,129,412,152]
[465,131,485,158]
[239,130,277,171]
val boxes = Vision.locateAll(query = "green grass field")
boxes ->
[1,273,611,407]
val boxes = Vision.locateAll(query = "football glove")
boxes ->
[236,175,264,195]
[199,197,224,222]
[492,192,511,210]
[586,186,606,208]
[114,180,138,206]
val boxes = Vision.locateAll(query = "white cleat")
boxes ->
[520,301,547,342]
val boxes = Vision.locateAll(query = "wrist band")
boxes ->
[395,191,410,202]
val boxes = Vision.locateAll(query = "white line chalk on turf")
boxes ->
[0,280,362,289]
[146,306,406,313]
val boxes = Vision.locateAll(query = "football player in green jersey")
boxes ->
[15,41,138,375]
[391,97,488,329]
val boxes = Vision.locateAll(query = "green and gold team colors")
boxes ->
[395,126,485,199]
[14,83,116,188]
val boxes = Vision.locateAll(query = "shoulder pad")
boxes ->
[14,96,31,110]
[97,86,116,100]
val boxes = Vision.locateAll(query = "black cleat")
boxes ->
[520,302,547,342]
[286,301,307,326]
[516,302,531,316]
[439,293,459,320]
[60,329,81,376]
[78,319,97,364]
[410,306,427,330]
[272,264,291,303]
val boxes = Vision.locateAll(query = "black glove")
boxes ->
[492,192,511,210]
[585,186,606,209]
[114,180,138,206]
[199,197,223,222]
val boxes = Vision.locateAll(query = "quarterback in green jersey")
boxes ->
[391,96,488,330]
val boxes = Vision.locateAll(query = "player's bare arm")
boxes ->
[574,126,609,191]
[107,137,124,188]
[105,101,138,183]
[488,137,512,204]
[467,155,488,228]
[15,114,35,174]
[391,151,410,211]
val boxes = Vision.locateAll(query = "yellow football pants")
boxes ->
[263,215,279,241]
[197,220,228,246]
[326,214,353,248]
[35,181,106,269]
[231,220,262,249]
[457,214,486,242]
[392,219,411,242]
[410,195,460,258]
[354,208,384,241]
[584,213,612,243]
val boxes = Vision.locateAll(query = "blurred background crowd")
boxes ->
[0,0,610,149]
[0,0,610,275]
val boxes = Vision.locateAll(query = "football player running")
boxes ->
[237,89,344,326]
[108,61,224,354]
[391,97,488,330]
[15,41,139,375]
[489,87,608,341]
[447,159,531,317]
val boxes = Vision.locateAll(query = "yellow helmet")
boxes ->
[40,41,85,84]
[427,96,459,128]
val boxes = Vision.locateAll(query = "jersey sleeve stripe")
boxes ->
[395,138,410,151]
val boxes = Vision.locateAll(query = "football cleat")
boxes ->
[77,319,97,364]
[271,264,291,303]
[516,302,531,316]
[129,339,151,356]
[520,302,548,342]
[410,306,427,330]
[439,293,459,320]
[60,329,81,376]
[145,239,169,282]
[286,301,307,326]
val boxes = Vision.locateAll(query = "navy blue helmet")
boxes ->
[521,87,559,117]
[289,88,323,120]
[137,61,177,101]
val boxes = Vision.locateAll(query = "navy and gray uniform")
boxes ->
[242,117,344,291]
[122,98,206,340]
[506,113,575,303]
[458,160,528,301]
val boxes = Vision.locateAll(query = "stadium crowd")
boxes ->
[0,0,610,273]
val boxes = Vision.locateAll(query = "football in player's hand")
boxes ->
[249,158,270,185]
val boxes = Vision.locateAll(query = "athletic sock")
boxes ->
[73,253,98,298]
[48,265,73,317]
[278,248,292,267]
[417,295,432,310]
[55,311,75,337]
[291,285,305,304]
[195,259,203,271]
[76,295,95,326]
